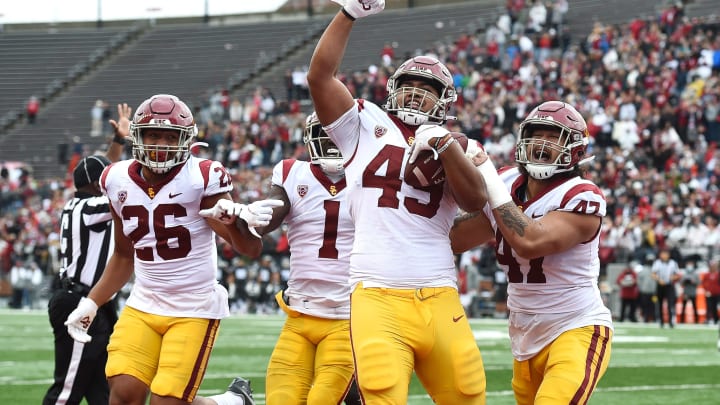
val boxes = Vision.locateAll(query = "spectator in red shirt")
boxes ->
[26,96,39,124]
[702,259,720,324]
[616,265,640,322]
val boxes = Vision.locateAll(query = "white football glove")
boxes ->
[332,0,385,20]
[408,124,451,164]
[198,198,239,225]
[465,138,483,161]
[240,199,285,229]
[64,297,98,343]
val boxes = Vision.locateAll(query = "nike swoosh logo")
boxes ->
[169,192,183,199]
[531,213,542,219]
[453,315,464,322]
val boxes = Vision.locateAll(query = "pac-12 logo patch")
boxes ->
[297,185,308,197]
[118,191,127,203]
[374,125,387,138]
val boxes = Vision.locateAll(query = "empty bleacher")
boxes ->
[0,27,134,128]
[237,1,503,104]
[0,19,318,178]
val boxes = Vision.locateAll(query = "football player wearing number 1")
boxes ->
[450,101,613,405]
[257,113,359,405]
[307,1,488,404]
[63,94,283,405]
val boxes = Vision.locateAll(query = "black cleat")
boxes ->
[227,377,254,405]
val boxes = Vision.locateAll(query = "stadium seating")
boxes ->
[0,0,705,179]
[240,1,500,104]
[0,27,136,120]
[0,19,317,178]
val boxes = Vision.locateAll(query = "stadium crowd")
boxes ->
[1,0,719,322]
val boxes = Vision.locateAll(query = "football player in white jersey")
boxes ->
[63,94,283,405]
[257,113,360,405]
[306,2,488,404]
[451,100,613,405]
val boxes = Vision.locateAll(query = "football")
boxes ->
[404,132,470,188]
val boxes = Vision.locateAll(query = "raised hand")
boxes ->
[332,0,385,20]
[108,103,132,140]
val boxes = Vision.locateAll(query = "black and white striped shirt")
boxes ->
[59,191,114,287]
[651,259,680,285]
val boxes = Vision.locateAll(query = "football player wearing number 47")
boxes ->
[63,94,283,405]
[450,101,614,405]
[306,0,488,404]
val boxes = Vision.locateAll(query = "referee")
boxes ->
[43,104,130,405]
[651,247,682,329]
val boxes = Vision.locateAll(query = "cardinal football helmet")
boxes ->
[130,94,198,173]
[515,101,593,180]
[385,55,457,125]
[304,112,343,175]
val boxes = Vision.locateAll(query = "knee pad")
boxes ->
[355,338,399,392]
[451,340,486,396]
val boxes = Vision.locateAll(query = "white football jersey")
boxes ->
[483,167,613,360]
[324,100,458,289]
[100,156,232,318]
[272,159,353,319]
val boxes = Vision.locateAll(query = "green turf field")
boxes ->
[1,308,719,404]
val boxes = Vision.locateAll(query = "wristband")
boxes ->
[477,159,512,209]
[435,136,456,155]
[432,134,451,149]
[341,8,356,21]
[112,134,126,145]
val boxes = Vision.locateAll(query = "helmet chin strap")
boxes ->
[526,164,557,180]
[397,111,429,126]
[319,159,344,177]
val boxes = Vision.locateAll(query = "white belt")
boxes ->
[288,297,346,315]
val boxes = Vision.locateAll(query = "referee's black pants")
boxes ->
[43,284,117,405]
[656,283,676,327]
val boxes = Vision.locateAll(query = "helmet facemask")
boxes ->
[304,114,344,176]
[130,94,198,174]
[515,123,590,180]
[515,101,594,180]
[385,56,456,126]
[387,83,448,125]
[131,124,197,173]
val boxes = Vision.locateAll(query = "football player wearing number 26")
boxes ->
[307,1,488,404]
[63,94,283,405]
[451,101,613,405]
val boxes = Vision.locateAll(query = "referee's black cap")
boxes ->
[73,155,111,188]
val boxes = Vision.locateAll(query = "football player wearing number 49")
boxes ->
[256,113,360,405]
[307,0,488,404]
[63,94,283,405]
[450,101,613,405]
